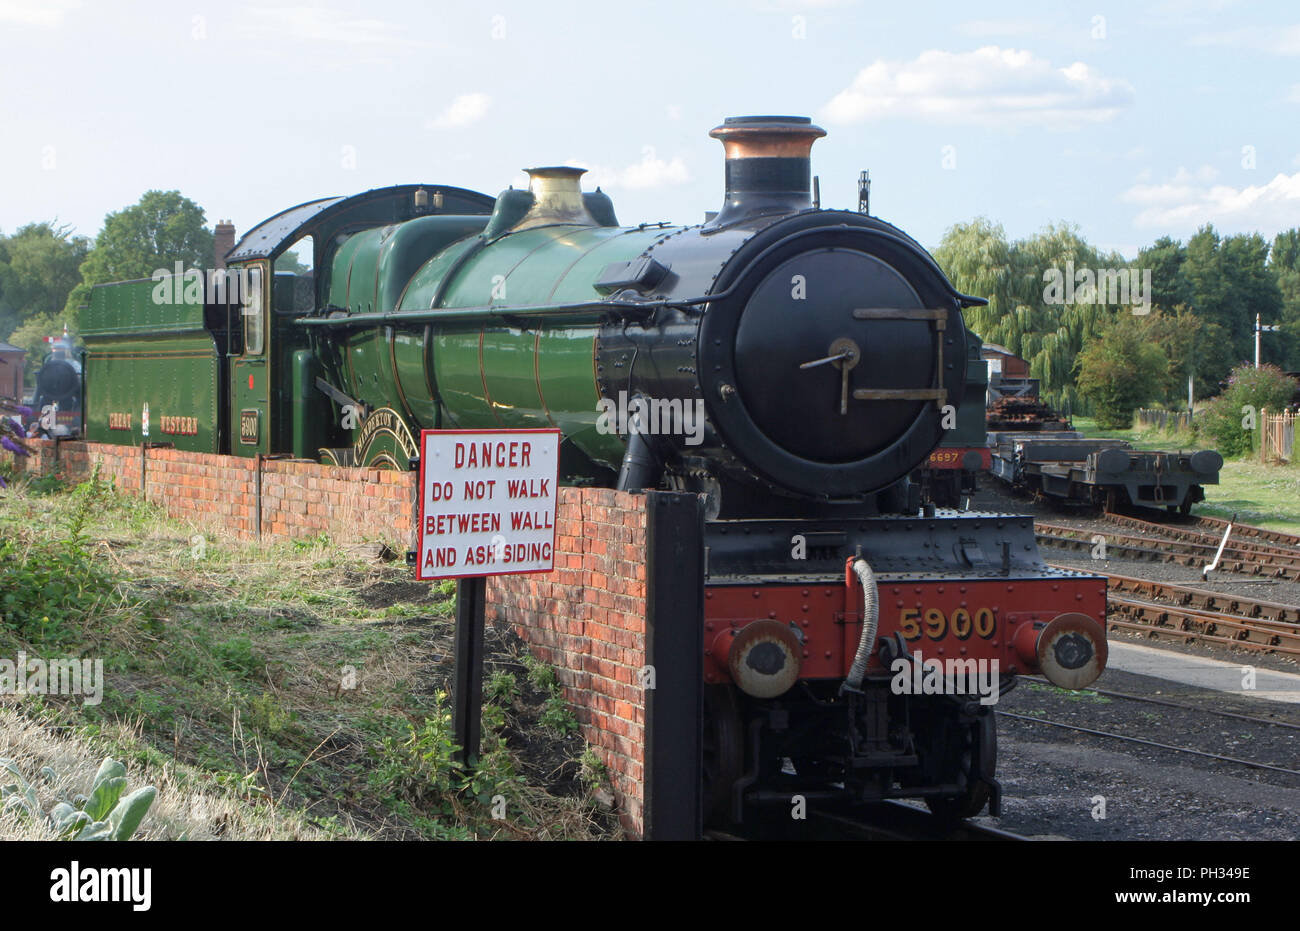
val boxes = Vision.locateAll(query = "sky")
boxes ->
[1,0,1297,260]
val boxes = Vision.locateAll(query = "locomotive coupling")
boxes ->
[1013,612,1108,690]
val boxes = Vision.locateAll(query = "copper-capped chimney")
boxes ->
[706,115,826,228]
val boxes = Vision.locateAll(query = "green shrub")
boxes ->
[485,670,518,705]
[1198,363,1298,457]
[0,466,121,646]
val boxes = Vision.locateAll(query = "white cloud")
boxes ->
[1177,165,1220,183]
[0,0,80,27]
[1189,24,1300,55]
[564,147,691,191]
[617,146,690,189]
[820,46,1134,128]
[242,6,426,47]
[1288,84,1300,103]
[1123,167,1300,234]
[429,93,492,129]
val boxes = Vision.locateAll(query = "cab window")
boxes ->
[242,265,264,355]
[276,236,315,313]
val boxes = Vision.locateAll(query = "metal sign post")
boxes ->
[451,576,487,766]
[414,428,560,765]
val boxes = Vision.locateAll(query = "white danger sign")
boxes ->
[415,428,561,580]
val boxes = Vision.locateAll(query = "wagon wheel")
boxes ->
[925,711,997,821]
[702,685,744,825]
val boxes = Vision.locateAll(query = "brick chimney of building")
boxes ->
[214,220,236,269]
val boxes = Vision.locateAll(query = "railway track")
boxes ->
[1106,595,1300,656]
[1025,676,1300,732]
[1100,512,1300,562]
[997,710,1300,779]
[1099,571,1300,623]
[1191,514,1300,550]
[706,800,1028,841]
[1036,521,1300,580]
[1045,565,1300,656]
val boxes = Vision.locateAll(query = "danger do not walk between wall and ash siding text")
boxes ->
[415,429,561,580]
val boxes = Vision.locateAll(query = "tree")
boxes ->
[275,249,310,275]
[1223,232,1282,356]
[6,313,62,389]
[0,222,90,341]
[1144,306,1235,405]
[935,219,1120,413]
[1178,225,1282,367]
[1073,314,1168,429]
[1198,363,1299,457]
[1136,236,1188,315]
[1269,228,1300,369]
[64,191,213,316]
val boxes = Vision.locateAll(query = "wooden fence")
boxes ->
[1134,408,1193,432]
[1261,409,1296,464]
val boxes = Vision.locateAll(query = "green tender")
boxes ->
[79,276,220,452]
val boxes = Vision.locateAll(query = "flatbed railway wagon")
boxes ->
[990,431,1223,513]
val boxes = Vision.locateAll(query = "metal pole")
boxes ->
[643,491,705,840]
[1256,313,1261,368]
[254,453,263,540]
[452,576,487,766]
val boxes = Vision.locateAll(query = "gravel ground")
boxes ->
[960,477,1300,840]
[979,670,1300,840]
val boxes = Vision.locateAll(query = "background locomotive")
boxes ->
[77,115,1108,824]
[913,333,990,508]
[30,330,82,437]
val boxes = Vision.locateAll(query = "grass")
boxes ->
[1025,682,1113,704]
[1198,459,1300,532]
[1072,416,1203,452]
[1073,416,1300,532]
[0,464,619,840]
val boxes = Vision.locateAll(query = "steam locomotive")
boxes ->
[31,331,82,436]
[78,115,1108,824]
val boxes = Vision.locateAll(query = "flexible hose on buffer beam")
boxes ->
[842,557,879,694]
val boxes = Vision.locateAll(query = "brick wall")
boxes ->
[486,487,648,836]
[5,440,652,837]
[9,440,414,545]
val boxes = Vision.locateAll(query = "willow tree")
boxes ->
[934,219,1127,413]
